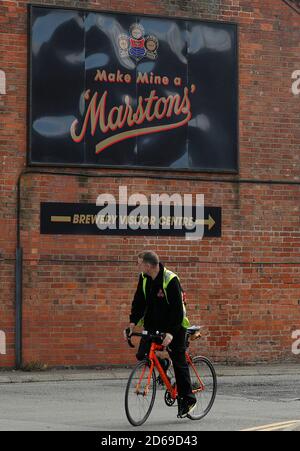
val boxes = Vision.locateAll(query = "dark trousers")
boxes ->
[136,327,196,402]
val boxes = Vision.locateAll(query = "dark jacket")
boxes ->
[129,263,184,336]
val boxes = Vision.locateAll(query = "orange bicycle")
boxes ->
[125,327,217,427]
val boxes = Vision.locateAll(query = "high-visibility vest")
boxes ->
[137,268,190,329]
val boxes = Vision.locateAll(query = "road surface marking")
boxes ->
[243,420,300,432]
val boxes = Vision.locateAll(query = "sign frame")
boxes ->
[40,202,222,238]
[27,3,239,174]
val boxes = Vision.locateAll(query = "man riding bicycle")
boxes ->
[124,250,197,418]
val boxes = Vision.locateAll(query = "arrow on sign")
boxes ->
[195,215,216,230]
[51,216,72,223]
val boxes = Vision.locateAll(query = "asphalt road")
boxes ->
[0,372,300,431]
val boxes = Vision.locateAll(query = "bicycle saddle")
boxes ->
[186,325,202,335]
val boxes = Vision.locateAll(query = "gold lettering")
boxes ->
[124,74,132,84]
[150,216,156,226]
[94,70,108,82]
[137,72,149,84]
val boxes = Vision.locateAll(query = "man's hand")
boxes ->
[123,323,135,341]
[162,333,173,348]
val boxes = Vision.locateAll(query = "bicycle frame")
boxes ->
[185,353,206,393]
[136,342,205,399]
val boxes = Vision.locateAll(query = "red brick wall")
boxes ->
[0,0,299,368]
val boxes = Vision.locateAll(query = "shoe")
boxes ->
[177,398,197,418]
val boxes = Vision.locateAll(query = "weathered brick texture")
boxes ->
[0,0,299,367]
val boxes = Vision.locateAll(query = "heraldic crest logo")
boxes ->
[118,23,159,62]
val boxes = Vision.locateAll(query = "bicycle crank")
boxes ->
[164,389,176,407]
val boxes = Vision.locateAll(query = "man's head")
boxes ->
[137,251,160,277]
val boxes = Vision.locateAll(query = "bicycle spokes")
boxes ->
[188,357,217,421]
[135,364,149,395]
[125,360,157,427]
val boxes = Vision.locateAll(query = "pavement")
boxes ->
[0,363,299,385]
[0,364,300,431]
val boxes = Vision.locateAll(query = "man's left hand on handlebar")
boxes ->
[123,323,135,341]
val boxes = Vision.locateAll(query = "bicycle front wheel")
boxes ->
[125,360,157,427]
[187,356,217,421]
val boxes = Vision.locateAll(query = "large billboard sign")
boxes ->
[29,6,238,172]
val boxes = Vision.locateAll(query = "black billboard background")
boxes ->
[29,6,238,172]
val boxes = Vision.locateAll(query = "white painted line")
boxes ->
[243,420,300,432]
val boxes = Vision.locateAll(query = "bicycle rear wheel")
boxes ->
[125,360,157,427]
[187,356,217,420]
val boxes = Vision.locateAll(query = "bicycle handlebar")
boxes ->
[125,329,165,349]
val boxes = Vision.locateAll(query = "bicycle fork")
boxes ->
[135,363,149,396]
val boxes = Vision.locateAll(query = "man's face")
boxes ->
[137,258,151,275]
